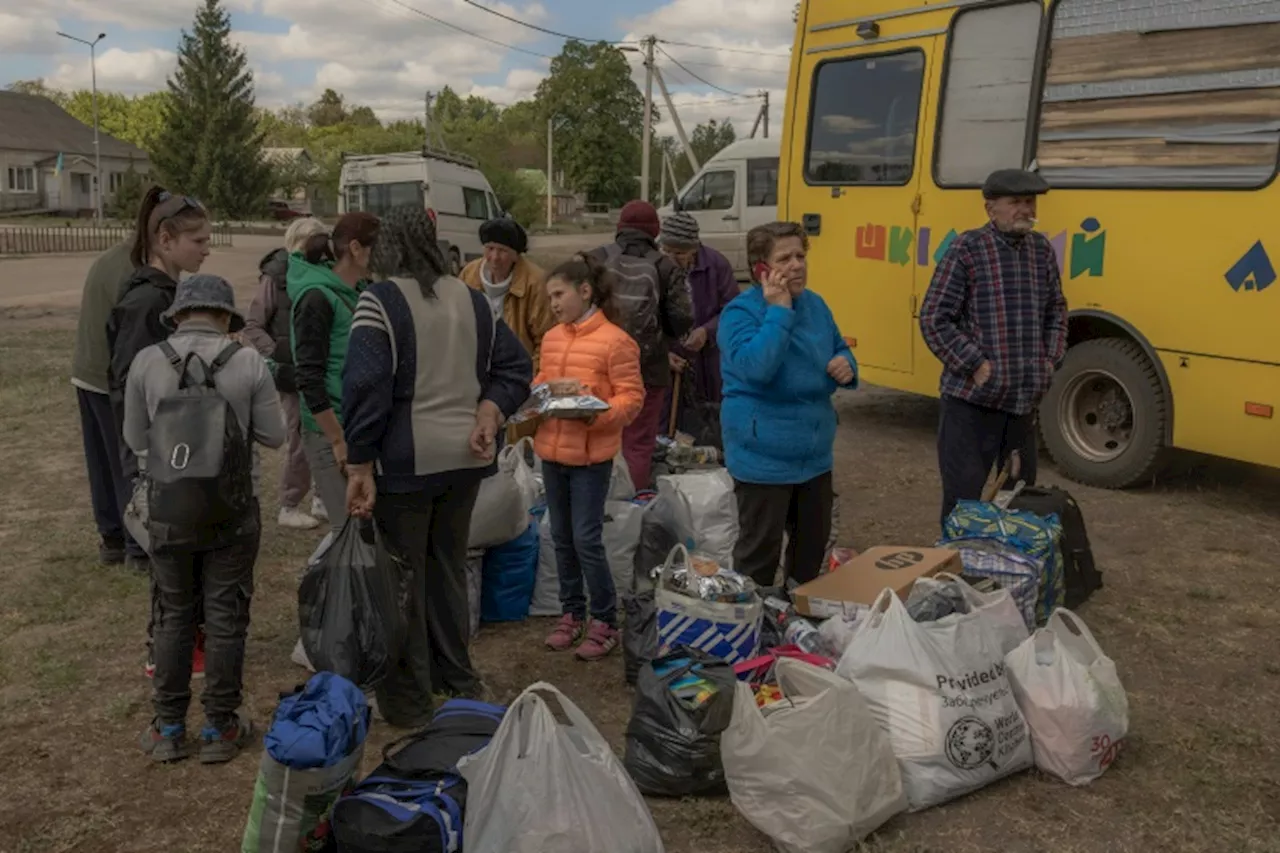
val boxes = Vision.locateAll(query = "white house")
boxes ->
[0,90,150,216]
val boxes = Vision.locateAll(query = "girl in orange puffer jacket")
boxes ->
[535,254,644,661]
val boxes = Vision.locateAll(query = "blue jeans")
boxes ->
[542,459,616,627]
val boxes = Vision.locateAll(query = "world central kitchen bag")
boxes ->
[655,545,762,665]
[836,587,1033,811]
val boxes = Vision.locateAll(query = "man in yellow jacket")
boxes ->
[460,217,554,441]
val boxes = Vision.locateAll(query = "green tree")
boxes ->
[690,119,737,166]
[61,90,170,153]
[151,0,273,217]
[110,159,148,220]
[308,88,348,128]
[535,41,647,206]
[6,79,64,101]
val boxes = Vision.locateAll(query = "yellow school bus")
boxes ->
[780,0,1280,487]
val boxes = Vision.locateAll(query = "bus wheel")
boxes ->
[1040,338,1167,489]
[449,248,462,276]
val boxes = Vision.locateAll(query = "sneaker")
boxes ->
[574,620,620,662]
[99,538,126,566]
[192,628,206,680]
[278,506,320,530]
[310,496,329,522]
[199,713,255,764]
[144,645,155,679]
[291,638,316,672]
[545,614,585,651]
[140,720,190,762]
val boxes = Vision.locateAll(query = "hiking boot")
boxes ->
[310,496,329,523]
[199,713,255,764]
[99,538,126,566]
[545,614,585,651]
[278,506,320,530]
[574,620,620,662]
[140,720,190,762]
[192,628,206,680]
[125,554,150,575]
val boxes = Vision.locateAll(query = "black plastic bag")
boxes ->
[298,518,406,690]
[624,647,736,797]
[634,504,681,587]
[623,589,658,686]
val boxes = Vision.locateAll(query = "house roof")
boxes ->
[264,147,312,163]
[0,91,148,160]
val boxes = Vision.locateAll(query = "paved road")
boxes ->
[0,232,606,309]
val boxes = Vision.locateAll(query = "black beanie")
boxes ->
[479,217,528,254]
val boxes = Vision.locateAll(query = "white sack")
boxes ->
[469,443,535,548]
[655,469,737,567]
[529,501,646,616]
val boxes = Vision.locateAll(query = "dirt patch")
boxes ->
[1,257,1278,852]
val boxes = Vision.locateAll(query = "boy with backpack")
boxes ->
[122,274,286,763]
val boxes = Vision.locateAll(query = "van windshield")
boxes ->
[345,182,424,216]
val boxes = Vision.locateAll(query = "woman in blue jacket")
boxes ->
[718,221,857,588]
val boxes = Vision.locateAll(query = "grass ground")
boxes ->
[0,245,1278,852]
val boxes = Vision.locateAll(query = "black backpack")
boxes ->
[1008,485,1102,609]
[146,341,255,550]
[332,699,505,853]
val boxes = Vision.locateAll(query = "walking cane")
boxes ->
[668,370,683,438]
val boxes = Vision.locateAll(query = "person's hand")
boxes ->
[762,267,792,309]
[330,437,349,476]
[684,326,708,352]
[470,402,502,460]
[827,355,854,385]
[547,378,584,397]
[669,351,688,373]
[346,463,376,518]
[973,361,993,388]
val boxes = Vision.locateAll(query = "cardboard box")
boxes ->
[792,546,962,619]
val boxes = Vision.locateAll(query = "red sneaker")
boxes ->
[545,614,585,651]
[192,628,206,680]
[574,620,620,662]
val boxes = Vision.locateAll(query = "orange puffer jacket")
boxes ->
[533,310,645,466]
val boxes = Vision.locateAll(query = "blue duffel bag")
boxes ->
[480,518,540,622]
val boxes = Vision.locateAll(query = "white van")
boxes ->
[660,137,779,280]
[339,147,502,275]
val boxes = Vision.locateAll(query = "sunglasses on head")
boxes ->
[157,190,203,212]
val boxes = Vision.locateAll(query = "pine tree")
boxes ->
[151,0,272,217]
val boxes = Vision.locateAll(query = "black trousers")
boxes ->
[732,471,833,588]
[937,396,1038,530]
[150,503,260,727]
[374,479,482,729]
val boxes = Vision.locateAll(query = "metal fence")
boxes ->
[0,223,234,256]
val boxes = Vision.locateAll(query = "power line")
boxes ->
[370,0,554,59]
[657,44,747,96]
[669,56,790,73]
[657,38,791,57]
[457,0,629,44]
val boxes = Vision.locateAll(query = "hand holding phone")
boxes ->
[760,265,792,309]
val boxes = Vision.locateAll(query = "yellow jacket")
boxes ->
[460,256,555,372]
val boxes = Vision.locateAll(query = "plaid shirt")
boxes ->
[920,223,1068,415]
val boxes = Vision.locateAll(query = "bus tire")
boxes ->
[449,248,463,276]
[1040,338,1167,489]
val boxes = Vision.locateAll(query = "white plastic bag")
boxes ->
[915,573,1030,656]
[529,501,646,616]
[655,469,738,567]
[470,444,534,548]
[458,682,664,853]
[609,451,635,501]
[1006,609,1128,786]
[505,439,541,509]
[529,512,560,617]
[837,589,1033,811]
[721,659,906,853]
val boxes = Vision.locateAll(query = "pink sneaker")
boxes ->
[574,620,620,662]
[545,614,585,651]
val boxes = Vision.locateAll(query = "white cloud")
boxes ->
[19,0,257,31]
[47,47,177,93]
[0,13,63,54]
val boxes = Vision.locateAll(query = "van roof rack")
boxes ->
[339,147,480,169]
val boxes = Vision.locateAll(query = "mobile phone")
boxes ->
[753,261,771,282]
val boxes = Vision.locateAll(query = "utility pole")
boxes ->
[763,90,770,139]
[659,151,668,207]
[546,118,554,228]
[652,63,699,174]
[424,91,433,148]
[640,36,656,202]
[58,30,105,223]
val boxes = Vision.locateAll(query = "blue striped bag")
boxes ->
[941,500,1065,626]
[655,545,762,665]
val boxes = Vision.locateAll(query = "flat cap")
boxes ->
[982,168,1050,199]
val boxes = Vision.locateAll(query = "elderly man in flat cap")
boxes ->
[461,217,554,440]
[920,168,1068,529]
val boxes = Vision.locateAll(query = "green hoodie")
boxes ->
[286,253,362,435]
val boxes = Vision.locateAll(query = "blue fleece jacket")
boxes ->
[717,286,857,485]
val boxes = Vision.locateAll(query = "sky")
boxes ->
[0,0,796,140]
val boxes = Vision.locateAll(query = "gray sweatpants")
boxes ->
[302,431,349,533]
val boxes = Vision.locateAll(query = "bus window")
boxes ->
[805,51,925,185]
[935,1,1041,186]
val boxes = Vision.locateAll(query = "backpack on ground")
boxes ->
[331,698,505,853]
[1008,485,1102,609]
[603,243,663,364]
[147,341,254,550]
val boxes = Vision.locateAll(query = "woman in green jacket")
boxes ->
[288,211,380,533]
